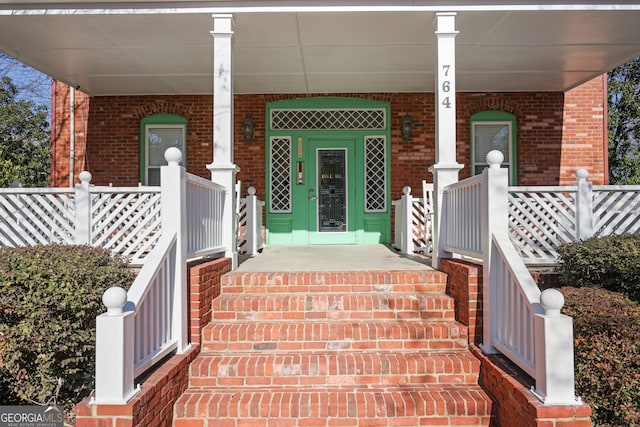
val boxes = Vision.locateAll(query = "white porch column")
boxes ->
[429,12,464,268]
[208,14,239,268]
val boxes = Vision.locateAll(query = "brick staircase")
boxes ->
[173,270,494,426]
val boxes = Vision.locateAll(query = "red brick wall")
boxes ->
[189,258,232,344]
[75,257,231,427]
[52,77,607,193]
[440,258,483,346]
[441,259,593,427]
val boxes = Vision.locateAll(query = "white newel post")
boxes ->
[533,289,578,405]
[94,287,137,404]
[208,14,239,269]
[430,12,464,268]
[245,187,259,256]
[481,151,509,354]
[574,168,594,241]
[161,148,189,353]
[401,186,414,254]
[75,171,92,245]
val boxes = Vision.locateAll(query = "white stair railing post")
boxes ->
[533,289,577,405]
[74,171,92,245]
[161,148,189,353]
[94,287,138,404]
[245,187,258,256]
[481,151,509,354]
[401,186,414,254]
[574,168,594,241]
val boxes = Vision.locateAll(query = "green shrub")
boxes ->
[556,234,640,301]
[0,245,135,409]
[561,286,640,427]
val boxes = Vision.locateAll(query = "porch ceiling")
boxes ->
[1,4,640,96]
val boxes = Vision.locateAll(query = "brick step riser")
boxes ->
[221,271,448,288]
[189,353,481,388]
[221,282,447,294]
[174,388,493,423]
[202,339,468,352]
[211,294,456,321]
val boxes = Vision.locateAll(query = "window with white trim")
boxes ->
[140,113,187,185]
[471,111,517,184]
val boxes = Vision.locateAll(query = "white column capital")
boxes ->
[211,14,233,35]
[435,12,458,35]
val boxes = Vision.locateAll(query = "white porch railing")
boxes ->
[509,169,640,264]
[396,169,640,265]
[439,151,578,405]
[0,172,163,266]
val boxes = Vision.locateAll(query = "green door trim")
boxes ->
[266,97,391,245]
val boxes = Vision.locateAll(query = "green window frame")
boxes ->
[471,110,517,184]
[140,113,187,185]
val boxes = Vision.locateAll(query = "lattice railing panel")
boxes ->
[237,198,248,252]
[0,190,75,247]
[411,199,433,254]
[508,189,576,263]
[271,108,386,130]
[90,189,162,265]
[364,136,387,212]
[593,186,640,236]
[270,136,292,213]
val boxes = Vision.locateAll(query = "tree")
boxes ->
[608,57,640,184]
[0,76,50,187]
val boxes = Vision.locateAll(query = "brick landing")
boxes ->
[173,270,495,426]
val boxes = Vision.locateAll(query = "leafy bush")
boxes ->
[0,245,135,408]
[556,234,640,301]
[561,286,640,426]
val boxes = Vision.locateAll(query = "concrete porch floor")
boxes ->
[237,245,434,272]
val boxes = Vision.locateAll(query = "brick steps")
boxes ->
[174,386,493,426]
[173,269,493,426]
[188,351,481,388]
[211,293,456,321]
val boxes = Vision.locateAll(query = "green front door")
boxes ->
[265,97,391,245]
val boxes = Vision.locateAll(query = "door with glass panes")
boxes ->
[265,98,391,245]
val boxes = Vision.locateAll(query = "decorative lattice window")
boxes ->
[271,109,386,130]
[364,136,386,212]
[270,136,292,213]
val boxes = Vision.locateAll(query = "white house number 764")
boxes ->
[441,65,452,109]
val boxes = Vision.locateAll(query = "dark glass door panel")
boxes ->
[317,149,346,232]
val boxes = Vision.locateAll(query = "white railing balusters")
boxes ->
[185,172,226,258]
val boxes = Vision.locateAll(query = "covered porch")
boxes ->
[2,2,640,425]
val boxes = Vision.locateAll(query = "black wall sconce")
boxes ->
[401,114,413,142]
[242,116,255,142]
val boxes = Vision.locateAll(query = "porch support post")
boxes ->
[208,14,239,269]
[429,12,464,268]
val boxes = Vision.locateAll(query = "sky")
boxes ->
[0,54,52,110]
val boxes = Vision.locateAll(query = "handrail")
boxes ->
[126,232,180,378]
[489,233,543,377]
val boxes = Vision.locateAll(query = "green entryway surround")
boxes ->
[266,97,391,245]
